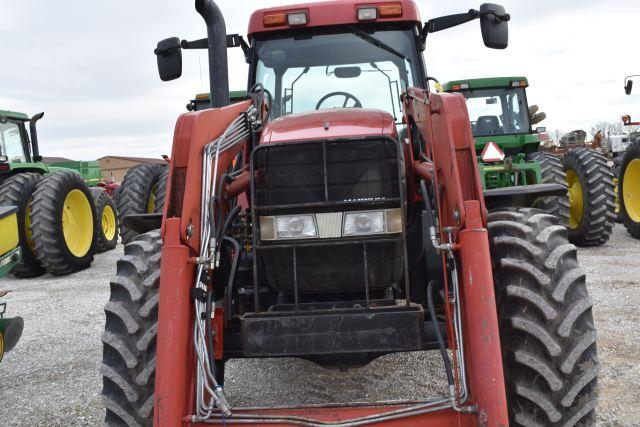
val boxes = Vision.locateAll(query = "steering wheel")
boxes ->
[315,92,363,110]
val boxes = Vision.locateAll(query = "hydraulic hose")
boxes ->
[427,280,455,388]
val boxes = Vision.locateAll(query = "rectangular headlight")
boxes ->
[343,211,385,236]
[287,12,308,26]
[357,7,377,21]
[275,215,317,239]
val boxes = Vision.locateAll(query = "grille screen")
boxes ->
[254,139,399,206]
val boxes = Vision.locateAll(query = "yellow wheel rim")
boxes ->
[623,158,640,222]
[147,183,158,213]
[62,189,93,257]
[566,169,584,229]
[25,197,36,252]
[101,205,117,241]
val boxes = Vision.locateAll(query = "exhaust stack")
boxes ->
[195,0,230,108]
[29,112,45,162]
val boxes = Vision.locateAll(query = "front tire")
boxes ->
[101,230,161,427]
[563,149,616,246]
[488,208,599,426]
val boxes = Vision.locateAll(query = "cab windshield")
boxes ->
[0,121,27,163]
[254,27,421,122]
[461,87,530,137]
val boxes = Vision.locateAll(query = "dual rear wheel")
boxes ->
[618,140,640,239]
[0,170,119,277]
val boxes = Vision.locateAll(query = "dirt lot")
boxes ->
[0,224,638,426]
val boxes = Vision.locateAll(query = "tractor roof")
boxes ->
[0,110,29,121]
[247,0,421,38]
[443,76,529,91]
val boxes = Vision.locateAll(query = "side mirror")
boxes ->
[625,79,633,95]
[479,3,509,49]
[154,37,182,82]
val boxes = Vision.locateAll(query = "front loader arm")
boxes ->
[404,88,508,426]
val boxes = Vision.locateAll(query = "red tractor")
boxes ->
[101,1,599,426]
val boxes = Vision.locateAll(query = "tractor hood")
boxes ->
[261,109,396,144]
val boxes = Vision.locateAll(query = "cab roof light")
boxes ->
[195,93,210,100]
[264,11,308,27]
[287,12,308,26]
[263,12,287,27]
[357,7,378,21]
[511,80,527,87]
[451,83,469,91]
[379,4,403,18]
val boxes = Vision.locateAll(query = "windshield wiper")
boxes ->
[346,25,410,64]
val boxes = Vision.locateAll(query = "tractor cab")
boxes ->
[0,110,47,180]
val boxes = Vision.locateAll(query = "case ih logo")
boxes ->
[481,141,505,163]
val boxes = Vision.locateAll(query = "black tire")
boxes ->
[563,149,616,246]
[116,164,164,244]
[30,171,97,275]
[528,152,570,225]
[153,166,169,214]
[101,230,161,427]
[0,172,46,277]
[619,140,640,239]
[488,208,599,426]
[91,188,120,252]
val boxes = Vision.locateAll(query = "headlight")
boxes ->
[343,211,384,236]
[275,215,317,239]
[259,209,401,241]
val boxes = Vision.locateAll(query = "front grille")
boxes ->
[253,139,400,207]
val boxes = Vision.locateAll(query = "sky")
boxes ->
[1,0,639,160]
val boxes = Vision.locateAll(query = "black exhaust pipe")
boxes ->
[29,112,45,162]
[195,0,230,109]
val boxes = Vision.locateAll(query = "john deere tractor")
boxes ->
[444,77,616,246]
[0,110,119,277]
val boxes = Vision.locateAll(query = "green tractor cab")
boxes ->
[445,77,616,246]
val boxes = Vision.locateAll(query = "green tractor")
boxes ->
[444,77,616,246]
[0,109,119,277]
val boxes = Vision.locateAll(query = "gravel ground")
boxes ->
[0,224,638,426]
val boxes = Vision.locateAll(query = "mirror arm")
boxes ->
[179,35,249,60]
[425,9,479,35]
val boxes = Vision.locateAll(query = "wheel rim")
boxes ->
[62,189,93,257]
[566,169,584,229]
[101,205,117,241]
[25,197,36,252]
[147,183,158,213]
[623,158,640,222]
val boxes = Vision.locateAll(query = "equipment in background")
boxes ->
[0,110,119,278]
[446,77,616,246]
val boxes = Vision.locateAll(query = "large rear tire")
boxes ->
[31,171,97,275]
[91,188,119,252]
[528,152,570,225]
[101,230,161,427]
[562,149,616,246]
[116,164,164,244]
[488,208,599,426]
[0,172,46,277]
[153,166,169,215]
[619,140,640,239]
